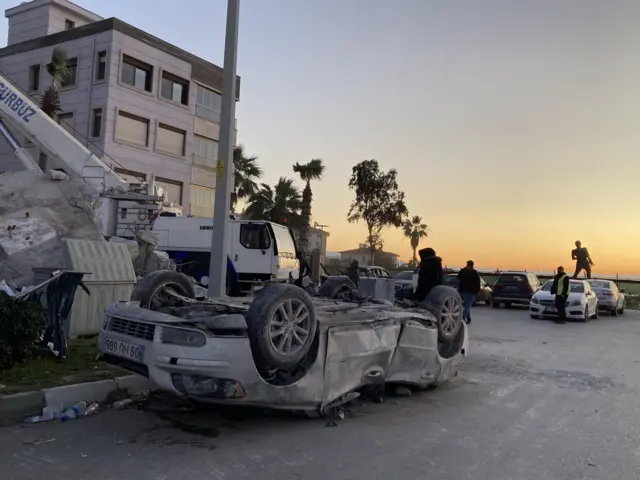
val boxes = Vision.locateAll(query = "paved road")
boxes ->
[3,307,640,480]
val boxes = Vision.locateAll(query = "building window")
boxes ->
[196,85,221,112]
[189,185,215,217]
[95,51,107,81]
[193,135,218,168]
[90,108,103,138]
[115,111,149,147]
[121,55,153,92]
[28,64,40,91]
[155,177,183,205]
[57,112,74,135]
[60,57,78,88]
[161,71,189,105]
[114,168,146,184]
[64,19,75,30]
[156,123,186,157]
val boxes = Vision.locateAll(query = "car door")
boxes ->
[585,283,597,314]
[610,282,622,309]
[234,223,273,276]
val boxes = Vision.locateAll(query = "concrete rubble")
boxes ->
[0,170,171,287]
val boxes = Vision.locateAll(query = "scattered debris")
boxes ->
[22,437,56,445]
[394,385,413,397]
[49,169,68,181]
[113,399,134,410]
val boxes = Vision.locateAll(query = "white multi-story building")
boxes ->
[0,0,239,219]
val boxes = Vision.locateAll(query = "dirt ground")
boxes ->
[2,306,640,480]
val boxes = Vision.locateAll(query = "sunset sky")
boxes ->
[3,0,639,274]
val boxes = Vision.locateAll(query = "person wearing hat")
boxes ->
[458,260,481,324]
[571,240,594,279]
[550,266,570,324]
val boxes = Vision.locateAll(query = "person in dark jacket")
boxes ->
[572,240,594,279]
[458,260,481,324]
[414,247,443,303]
[550,266,570,324]
[347,259,359,287]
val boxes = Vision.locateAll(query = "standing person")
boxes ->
[571,240,594,279]
[458,260,481,324]
[550,266,570,324]
[414,247,443,303]
[347,259,359,287]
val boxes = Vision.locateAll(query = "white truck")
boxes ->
[152,215,299,294]
[0,72,299,293]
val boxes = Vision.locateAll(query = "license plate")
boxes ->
[545,307,557,313]
[103,337,145,362]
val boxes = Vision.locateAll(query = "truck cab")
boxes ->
[152,216,299,293]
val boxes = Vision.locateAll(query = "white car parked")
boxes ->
[529,279,599,321]
[586,279,626,316]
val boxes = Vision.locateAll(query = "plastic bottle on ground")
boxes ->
[60,402,87,422]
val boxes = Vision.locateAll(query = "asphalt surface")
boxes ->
[3,307,640,480]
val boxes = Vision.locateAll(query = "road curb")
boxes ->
[0,375,155,423]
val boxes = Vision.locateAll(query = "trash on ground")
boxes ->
[60,402,87,422]
[112,399,134,410]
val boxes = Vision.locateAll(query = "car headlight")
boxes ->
[569,300,582,307]
[161,327,206,347]
[531,298,539,304]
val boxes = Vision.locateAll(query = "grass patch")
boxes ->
[0,337,119,395]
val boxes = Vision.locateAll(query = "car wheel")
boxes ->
[419,285,463,344]
[620,302,625,315]
[580,307,589,322]
[131,270,196,310]
[486,296,492,306]
[611,307,618,317]
[318,276,357,301]
[246,283,318,370]
[591,305,599,319]
[530,314,539,319]
[492,301,500,308]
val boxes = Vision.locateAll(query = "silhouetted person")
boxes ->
[414,247,443,303]
[458,260,481,324]
[550,266,570,324]
[295,251,312,287]
[347,259,359,287]
[572,241,594,279]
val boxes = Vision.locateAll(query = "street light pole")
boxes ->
[207,0,240,297]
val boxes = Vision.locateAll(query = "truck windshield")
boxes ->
[269,224,297,259]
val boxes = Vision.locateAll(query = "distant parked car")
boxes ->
[587,279,626,316]
[394,269,416,300]
[492,271,542,308]
[442,273,493,305]
[530,279,599,321]
[358,265,392,278]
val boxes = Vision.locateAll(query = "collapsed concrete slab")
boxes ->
[0,170,103,286]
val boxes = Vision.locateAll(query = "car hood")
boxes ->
[534,291,584,302]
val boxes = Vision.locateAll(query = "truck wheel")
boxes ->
[131,270,196,309]
[318,276,356,301]
[419,285,463,344]
[246,284,318,370]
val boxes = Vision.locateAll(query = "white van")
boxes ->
[152,216,299,294]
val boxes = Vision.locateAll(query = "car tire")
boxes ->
[580,307,589,322]
[530,314,540,319]
[131,270,196,309]
[246,283,318,370]
[492,301,500,308]
[591,306,599,319]
[620,303,625,315]
[486,296,492,306]
[611,307,618,317]
[318,276,357,300]
[418,285,463,344]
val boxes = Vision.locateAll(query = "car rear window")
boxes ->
[496,274,527,284]
[541,281,585,292]
[395,271,413,280]
[589,281,610,289]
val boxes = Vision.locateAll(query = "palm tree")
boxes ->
[292,159,325,252]
[231,145,262,212]
[403,215,429,265]
[245,177,302,228]
[40,48,69,118]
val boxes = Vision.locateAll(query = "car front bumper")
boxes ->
[529,303,587,319]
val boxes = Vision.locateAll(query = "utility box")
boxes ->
[62,239,136,337]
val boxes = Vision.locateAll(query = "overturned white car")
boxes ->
[98,271,468,416]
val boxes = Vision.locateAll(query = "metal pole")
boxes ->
[208,0,240,297]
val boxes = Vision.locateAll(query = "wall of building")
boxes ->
[0,29,112,172]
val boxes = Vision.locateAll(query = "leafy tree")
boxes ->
[347,159,408,264]
[403,215,429,265]
[231,145,262,212]
[292,159,325,252]
[245,177,302,228]
[40,48,69,118]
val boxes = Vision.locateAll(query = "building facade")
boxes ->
[340,245,400,268]
[0,0,239,219]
